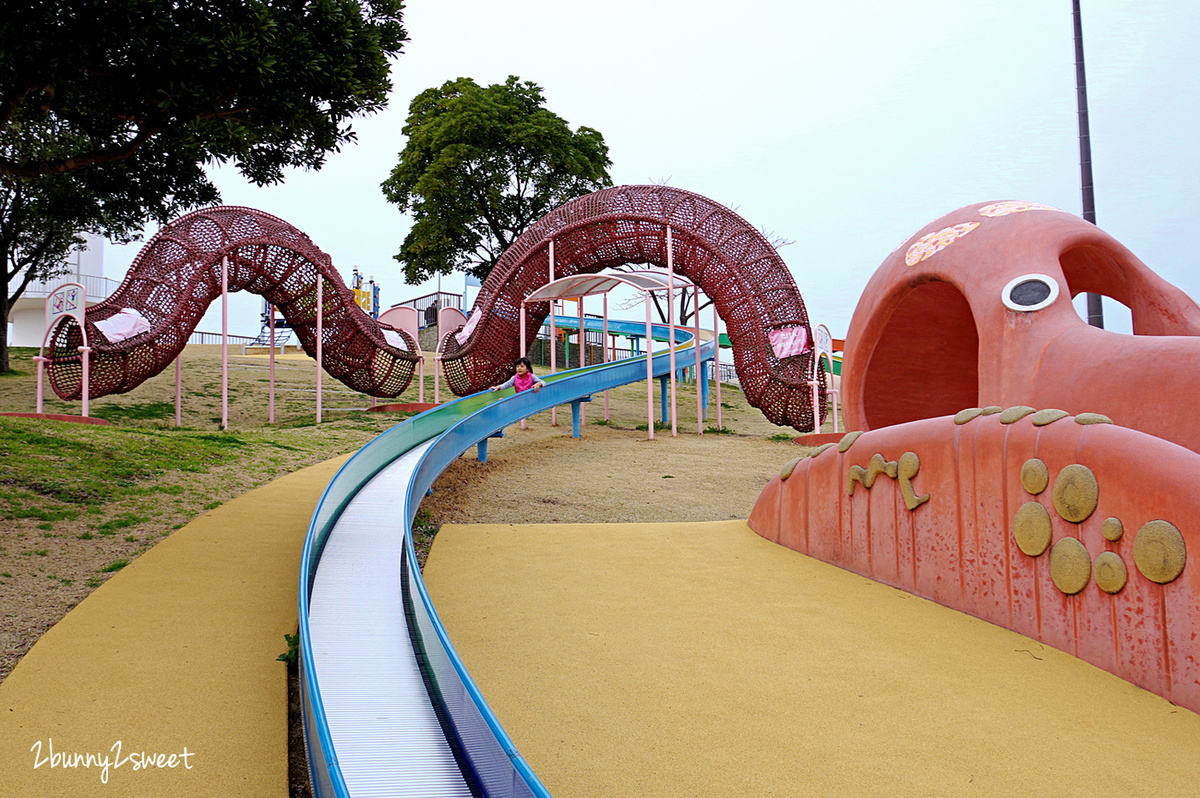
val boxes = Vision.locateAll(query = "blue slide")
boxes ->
[299,322,717,797]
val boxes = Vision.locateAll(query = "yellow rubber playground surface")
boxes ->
[425,521,1200,797]
[0,455,350,797]
[1,457,1198,796]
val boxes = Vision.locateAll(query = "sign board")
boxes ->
[815,324,833,357]
[42,282,88,351]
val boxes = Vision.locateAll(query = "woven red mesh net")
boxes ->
[440,185,823,431]
[47,206,418,401]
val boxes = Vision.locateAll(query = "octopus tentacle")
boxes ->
[47,206,418,401]
[439,185,822,432]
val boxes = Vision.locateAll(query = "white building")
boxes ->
[7,232,119,347]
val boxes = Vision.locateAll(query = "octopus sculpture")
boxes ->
[750,201,1200,714]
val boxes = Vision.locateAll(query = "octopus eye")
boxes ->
[1002,274,1060,312]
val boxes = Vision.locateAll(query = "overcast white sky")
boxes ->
[107,0,1199,339]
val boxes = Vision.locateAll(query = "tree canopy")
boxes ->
[382,76,612,284]
[0,0,407,183]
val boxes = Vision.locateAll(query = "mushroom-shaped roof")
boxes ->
[524,270,694,303]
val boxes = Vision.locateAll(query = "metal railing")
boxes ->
[527,340,739,384]
[22,273,121,301]
[390,292,464,329]
[524,315,739,384]
[187,330,260,346]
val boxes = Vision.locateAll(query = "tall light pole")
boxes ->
[1073,0,1104,328]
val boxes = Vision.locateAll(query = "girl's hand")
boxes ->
[533,384,541,393]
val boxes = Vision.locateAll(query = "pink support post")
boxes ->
[404,306,423,404]
[578,295,585,426]
[645,292,654,441]
[714,303,723,431]
[316,273,323,424]
[34,356,47,414]
[549,240,557,427]
[79,346,91,416]
[221,255,229,430]
[694,285,703,434]
[269,302,276,424]
[667,227,677,437]
[519,301,528,429]
[174,262,182,429]
[603,293,610,421]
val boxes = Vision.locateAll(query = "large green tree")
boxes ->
[0,0,406,373]
[382,76,612,284]
[1,0,407,182]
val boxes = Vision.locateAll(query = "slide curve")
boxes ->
[301,323,713,797]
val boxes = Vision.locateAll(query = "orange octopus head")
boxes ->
[841,201,1200,452]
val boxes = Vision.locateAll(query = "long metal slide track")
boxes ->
[300,320,717,797]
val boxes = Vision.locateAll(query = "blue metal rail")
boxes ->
[300,323,716,797]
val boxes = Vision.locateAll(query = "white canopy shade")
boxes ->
[523,270,694,304]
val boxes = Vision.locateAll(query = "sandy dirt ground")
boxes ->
[419,416,804,527]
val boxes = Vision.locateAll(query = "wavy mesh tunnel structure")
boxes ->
[440,185,822,431]
[47,207,419,401]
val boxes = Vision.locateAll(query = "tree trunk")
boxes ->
[1,276,10,373]
[3,255,42,374]
[649,291,711,328]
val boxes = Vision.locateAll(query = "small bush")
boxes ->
[277,632,300,668]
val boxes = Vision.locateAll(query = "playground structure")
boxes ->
[32,188,836,436]
[436,184,826,433]
[8,185,833,792]
[251,267,380,351]
[41,206,420,404]
[750,200,1200,715]
[841,200,1200,450]
[519,269,717,437]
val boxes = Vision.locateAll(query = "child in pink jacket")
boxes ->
[490,357,545,394]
